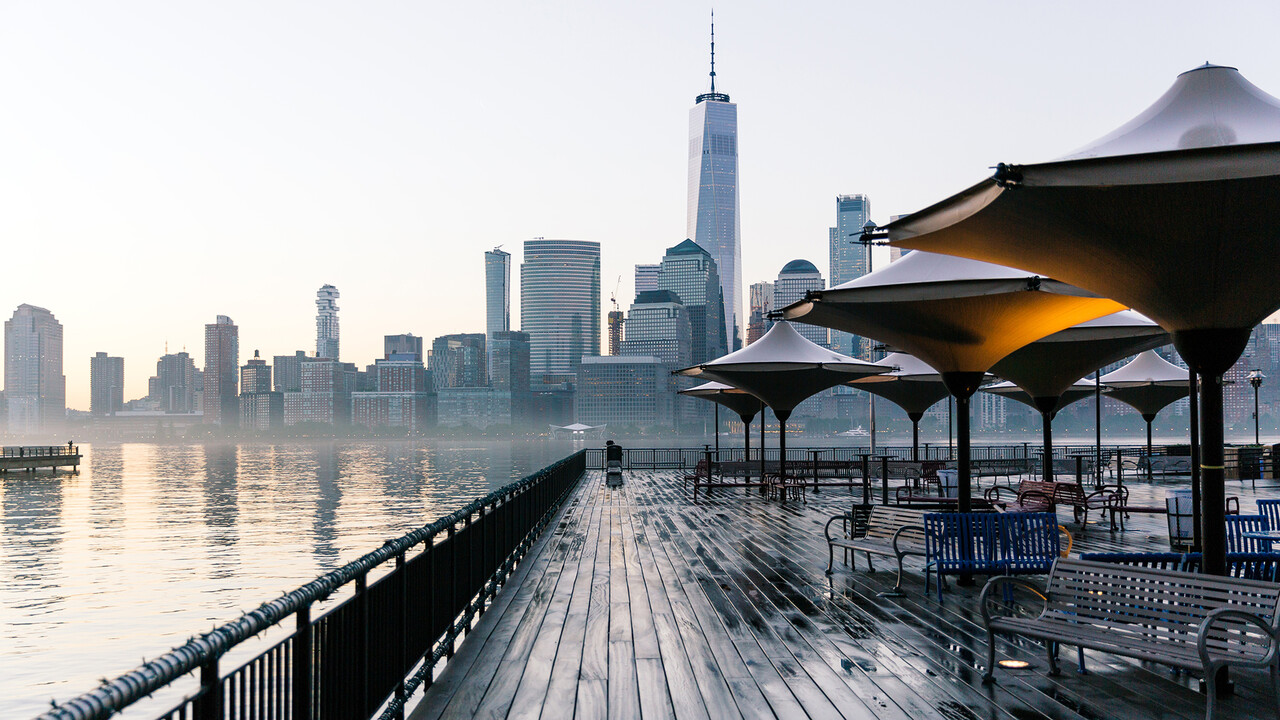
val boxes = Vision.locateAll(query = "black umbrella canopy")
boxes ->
[848,352,952,416]
[781,250,1124,395]
[988,310,1168,414]
[1101,350,1190,418]
[886,64,1280,372]
[678,381,763,423]
[675,320,888,421]
[982,379,1097,416]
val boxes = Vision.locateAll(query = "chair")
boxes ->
[1258,499,1280,533]
[1225,514,1271,553]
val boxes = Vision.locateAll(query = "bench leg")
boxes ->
[826,544,836,575]
[1205,663,1220,720]
[1077,646,1087,675]
[983,628,997,684]
[865,552,875,572]
[1269,661,1279,720]
[877,554,907,598]
[1046,639,1061,676]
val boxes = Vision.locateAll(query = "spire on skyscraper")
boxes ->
[709,9,716,94]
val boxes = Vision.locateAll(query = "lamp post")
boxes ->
[855,222,885,456]
[1249,369,1266,446]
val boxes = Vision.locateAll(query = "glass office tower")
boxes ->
[828,194,871,357]
[520,239,601,377]
[687,79,741,350]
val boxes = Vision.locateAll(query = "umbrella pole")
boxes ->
[714,404,720,458]
[744,414,750,460]
[1190,374,1201,551]
[1041,411,1054,482]
[779,421,788,484]
[956,394,972,514]
[1200,373,1227,576]
[1144,414,1154,482]
[760,407,766,484]
[1095,372,1102,488]
[909,412,922,462]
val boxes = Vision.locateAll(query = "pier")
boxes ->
[0,445,80,473]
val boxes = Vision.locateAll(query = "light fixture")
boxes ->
[997,659,1031,669]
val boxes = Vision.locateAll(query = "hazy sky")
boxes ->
[4,1,1279,408]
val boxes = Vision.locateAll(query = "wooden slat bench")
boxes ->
[981,558,1280,720]
[986,480,1115,530]
[825,506,927,594]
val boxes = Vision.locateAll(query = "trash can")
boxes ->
[1239,446,1264,481]
[937,469,959,499]
[605,441,624,488]
[1166,489,1195,550]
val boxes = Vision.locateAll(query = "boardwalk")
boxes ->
[412,471,1280,720]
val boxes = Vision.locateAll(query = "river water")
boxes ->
[0,440,581,717]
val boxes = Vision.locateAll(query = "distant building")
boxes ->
[634,264,661,294]
[489,331,531,392]
[153,352,198,413]
[352,354,434,432]
[239,351,283,431]
[485,247,511,375]
[436,388,520,429]
[316,285,340,360]
[430,333,487,390]
[657,239,727,364]
[828,194,871,357]
[746,281,774,345]
[575,356,674,429]
[90,352,125,417]
[521,239,601,376]
[5,304,65,433]
[620,291,693,370]
[384,334,424,362]
[273,351,308,393]
[774,260,827,348]
[687,38,742,351]
[284,357,355,426]
[203,316,239,425]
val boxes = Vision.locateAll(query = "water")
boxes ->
[0,439,577,717]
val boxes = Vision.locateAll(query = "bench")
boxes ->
[981,558,1280,720]
[924,512,1060,602]
[825,506,927,594]
[984,479,1058,513]
[986,480,1114,529]
[971,458,1035,486]
[1081,551,1280,582]
[1105,489,1240,531]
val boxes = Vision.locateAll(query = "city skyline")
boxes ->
[4,3,1280,407]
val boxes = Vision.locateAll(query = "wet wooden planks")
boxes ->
[411,469,1280,720]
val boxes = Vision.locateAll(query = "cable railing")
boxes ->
[39,450,587,720]
[0,445,79,458]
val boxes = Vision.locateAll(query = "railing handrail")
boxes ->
[40,449,586,720]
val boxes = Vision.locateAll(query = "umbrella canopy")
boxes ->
[1101,350,1190,418]
[884,64,1280,573]
[675,320,887,421]
[982,379,1097,415]
[848,352,951,417]
[678,381,763,423]
[781,250,1124,394]
[989,310,1168,414]
[885,64,1280,372]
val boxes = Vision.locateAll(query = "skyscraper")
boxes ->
[657,239,727,364]
[485,247,511,374]
[828,194,871,357]
[634,264,661,294]
[203,315,239,425]
[239,350,283,430]
[429,333,488,389]
[687,15,742,351]
[273,350,307,393]
[316,285,340,360]
[746,281,774,345]
[774,260,827,347]
[384,334,424,361]
[520,239,601,377]
[154,351,197,413]
[490,330,531,392]
[90,352,124,416]
[4,304,65,433]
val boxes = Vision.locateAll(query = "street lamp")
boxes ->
[1248,369,1266,446]
[855,221,888,455]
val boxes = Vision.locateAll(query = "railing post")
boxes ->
[394,553,407,720]
[422,540,435,692]
[446,525,458,658]
[293,606,311,720]
[195,657,221,720]
[356,572,369,717]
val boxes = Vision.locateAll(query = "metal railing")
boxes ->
[40,450,587,720]
[0,445,79,458]
[583,444,1137,469]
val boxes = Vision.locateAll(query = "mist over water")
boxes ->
[0,440,575,717]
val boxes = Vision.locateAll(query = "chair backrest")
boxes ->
[999,512,1060,573]
[923,513,1000,571]
[1078,552,1187,571]
[864,506,927,542]
[1258,499,1280,534]
[1226,514,1271,553]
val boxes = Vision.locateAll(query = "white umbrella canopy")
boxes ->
[883,64,1280,571]
[1101,350,1192,464]
[982,379,1098,416]
[848,352,956,461]
[679,381,764,423]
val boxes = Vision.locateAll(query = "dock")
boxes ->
[413,470,1280,720]
[0,445,80,473]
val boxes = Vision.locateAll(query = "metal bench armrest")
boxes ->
[979,576,1048,628]
[825,514,855,543]
[1197,607,1280,669]
[892,524,927,555]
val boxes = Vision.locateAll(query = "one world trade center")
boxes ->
[686,14,741,351]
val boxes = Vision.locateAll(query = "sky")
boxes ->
[3,1,1280,409]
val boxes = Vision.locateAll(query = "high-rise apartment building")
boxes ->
[607,310,624,356]
[384,334,424,361]
[485,247,511,374]
[273,350,308,393]
[153,351,197,413]
[657,239,728,364]
[240,350,272,393]
[316,285,340,360]
[520,239,601,376]
[828,194,871,357]
[490,330,531,392]
[352,353,434,432]
[429,333,487,389]
[774,261,827,348]
[203,315,239,425]
[284,357,356,426]
[90,352,124,416]
[4,304,65,433]
[239,351,282,430]
[687,19,742,351]
[634,264,661,294]
[747,281,774,345]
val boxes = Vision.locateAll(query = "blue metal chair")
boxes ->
[1257,499,1280,534]
[1225,514,1271,553]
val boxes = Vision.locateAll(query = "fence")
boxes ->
[584,444,1143,470]
[40,450,587,720]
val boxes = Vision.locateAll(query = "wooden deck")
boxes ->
[411,470,1280,720]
